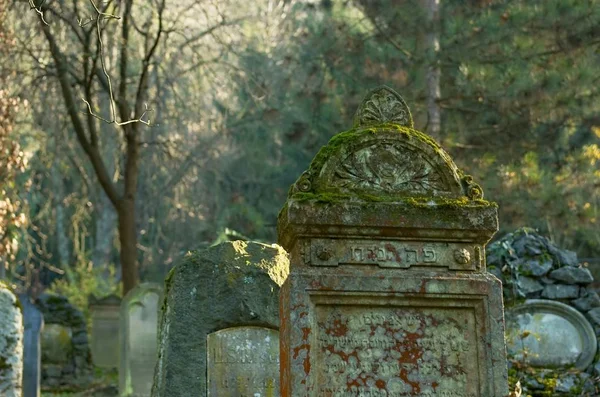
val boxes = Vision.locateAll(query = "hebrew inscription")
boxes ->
[207,327,279,397]
[307,239,478,271]
[315,305,479,397]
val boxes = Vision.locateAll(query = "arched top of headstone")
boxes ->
[353,86,413,128]
[289,87,483,201]
[122,283,163,308]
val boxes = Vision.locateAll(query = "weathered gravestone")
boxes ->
[119,283,162,397]
[151,241,289,397]
[0,282,23,397]
[278,87,509,397]
[89,294,121,369]
[19,294,43,397]
[505,299,597,370]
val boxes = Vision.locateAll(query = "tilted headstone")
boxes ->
[278,86,509,396]
[0,282,23,397]
[119,283,162,397]
[505,299,597,370]
[19,294,43,397]
[151,241,289,397]
[89,294,121,369]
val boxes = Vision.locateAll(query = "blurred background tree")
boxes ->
[3,0,599,295]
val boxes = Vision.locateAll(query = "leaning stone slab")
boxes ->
[0,282,23,397]
[506,299,597,370]
[119,283,162,397]
[278,87,508,397]
[151,241,289,397]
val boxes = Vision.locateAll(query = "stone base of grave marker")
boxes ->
[278,86,509,397]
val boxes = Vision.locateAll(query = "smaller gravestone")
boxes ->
[119,283,162,397]
[19,294,43,397]
[506,299,597,369]
[0,282,23,397]
[151,241,289,397]
[89,294,120,369]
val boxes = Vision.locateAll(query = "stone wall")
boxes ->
[487,228,599,396]
[35,293,92,391]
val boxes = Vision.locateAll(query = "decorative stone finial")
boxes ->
[353,86,413,128]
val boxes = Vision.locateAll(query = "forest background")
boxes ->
[0,0,599,302]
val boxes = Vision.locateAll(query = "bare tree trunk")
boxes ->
[423,0,441,139]
[118,198,138,292]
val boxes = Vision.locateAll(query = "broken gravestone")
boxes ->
[151,241,289,397]
[278,86,509,396]
[0,282,23,397]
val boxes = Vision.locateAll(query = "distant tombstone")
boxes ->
[506,299,597,369]
[278,86,509,396]
[207,327,279,396]
[151,241,289,397]
[119,283,162,397]
[88,294,121,369]
[0,282,23,397]
[19,294,43,397]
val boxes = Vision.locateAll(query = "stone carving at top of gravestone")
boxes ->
[119,283,162,397]
[19,294,43,397]
[151,241,289,397]
[89,294,121,369]
[505,299,597,370]
[278,86,508,397]
[35,293,93,390]
[0,282,23,397]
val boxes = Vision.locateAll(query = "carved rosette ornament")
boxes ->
[353,86,414,128]
[454,249,471,265]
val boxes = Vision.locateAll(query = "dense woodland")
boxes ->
[0,0,599,299]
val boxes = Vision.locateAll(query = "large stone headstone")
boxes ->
[151,241,289,397]
[505,299,597,370]
[278,86,509,396]
[0,282,23,397]
[19,294,43,397]
[89,294,121,369]
[119,283,162,397]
